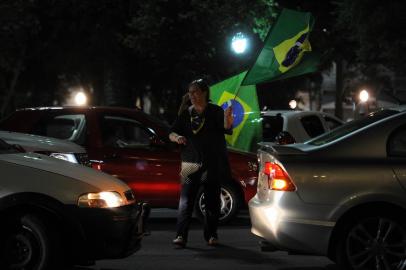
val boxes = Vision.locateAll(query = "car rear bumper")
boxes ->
[71,202,150,260]
[249,194,334,255]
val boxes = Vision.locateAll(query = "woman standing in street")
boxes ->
[169,79,233,247]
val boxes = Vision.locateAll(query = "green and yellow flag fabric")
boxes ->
[242,9,317,85]
[210,72,262,152]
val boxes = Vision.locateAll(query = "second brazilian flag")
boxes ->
[242,9,317,85]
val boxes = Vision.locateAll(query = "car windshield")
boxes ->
[0,138,18,154]
[306,109,399,146]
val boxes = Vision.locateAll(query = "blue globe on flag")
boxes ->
[221,99,244,129]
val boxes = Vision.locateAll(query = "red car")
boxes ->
[0,107,258,223]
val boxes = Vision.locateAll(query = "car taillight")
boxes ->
[92,163,102,170]
[263,161,296,191]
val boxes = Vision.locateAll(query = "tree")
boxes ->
[0,0,39,116]
[0,0,278,119]
[0,0,137,116]
[335,0,406,75]
[119,0,277,120]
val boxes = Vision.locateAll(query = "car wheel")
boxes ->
[0,214,59,270]
[195,183,241,224]
[336,212,406,270]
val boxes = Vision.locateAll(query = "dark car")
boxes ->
[1,106,258,223]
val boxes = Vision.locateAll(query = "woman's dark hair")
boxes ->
[189,79,210,102]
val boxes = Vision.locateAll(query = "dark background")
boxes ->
[1,0,405,122]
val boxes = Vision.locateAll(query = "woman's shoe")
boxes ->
[172,236,186,247]
[207,237,219,246]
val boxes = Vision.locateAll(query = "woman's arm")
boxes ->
[224,106,234,130]
[215,105,233,135]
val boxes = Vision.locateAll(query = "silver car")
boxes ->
[0,138,149,269]
[249,108,406,270]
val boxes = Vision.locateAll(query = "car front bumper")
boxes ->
[249,192,335,255]
[71,202,150,260]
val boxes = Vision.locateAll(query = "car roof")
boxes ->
[260,110,342,121]
[260,110,328,117]
[14,106,170,136]
[388,105,406,112]
[16,106,141,113]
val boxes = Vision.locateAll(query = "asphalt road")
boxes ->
[73,209,340,270]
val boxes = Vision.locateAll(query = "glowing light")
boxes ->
[289,100,297,109]
[359,90,369,103]
[231,32,248,54]
[75,92,87,106]
[78,191,125,208]
[271,179,288,190]
[99,192,124,208]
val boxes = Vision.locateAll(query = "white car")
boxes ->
[0,130,90,165]
[250,108,406,270]
[0,138,149,269]
[261,110,343,143]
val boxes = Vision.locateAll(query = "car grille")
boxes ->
[74,153,92,167]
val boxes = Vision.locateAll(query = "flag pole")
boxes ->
[232,70,249,101]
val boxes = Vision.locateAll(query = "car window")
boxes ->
[388,126,406,157]
[31,114,87,144]
[300,115,325,138]
[262,115,284,142]
[324,116,342,130]
[308,109,399,146]
[101,116,152,148]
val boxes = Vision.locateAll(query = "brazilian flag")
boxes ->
[242,9,318,86]
[210,72,262,152]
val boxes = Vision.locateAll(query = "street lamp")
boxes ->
[289,100,297,109]
[74,92,87,106]
[359,89,369,103]
[357,89,370,117]
[231,32,248,54]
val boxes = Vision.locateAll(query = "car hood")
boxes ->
[0,131,85,153]
[0,152,129,191]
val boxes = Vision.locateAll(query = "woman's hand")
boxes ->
[224,106,234,130]
[169,132,187,145]
[176,136,187,145]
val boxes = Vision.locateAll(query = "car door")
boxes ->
[387,124,406,192]
[91,114,181,207]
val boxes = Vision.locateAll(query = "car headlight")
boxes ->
[50,153,78,163]
[78,191,129,208]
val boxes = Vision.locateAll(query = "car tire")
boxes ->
[0,213,60,270]
[335,210,406,270]
[195,183,241,225]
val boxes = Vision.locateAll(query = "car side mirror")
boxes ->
[275,131,296,145]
